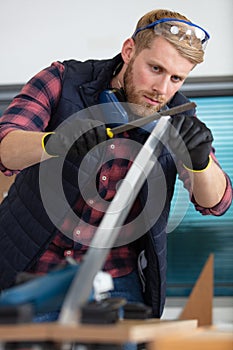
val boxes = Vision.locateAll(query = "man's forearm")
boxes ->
[189,157,227,208]
[0,130,51,171]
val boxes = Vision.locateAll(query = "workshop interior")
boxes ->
[0,1,232,349]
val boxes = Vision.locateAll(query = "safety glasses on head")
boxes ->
[132,18,210,49]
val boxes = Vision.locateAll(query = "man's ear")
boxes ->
[121,38,136,64]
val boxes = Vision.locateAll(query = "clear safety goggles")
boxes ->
[132,18,210,49]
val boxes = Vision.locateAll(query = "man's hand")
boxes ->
[168,115,213,170]
[43,118,107,158]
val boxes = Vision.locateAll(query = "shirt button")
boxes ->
[102,175,107,181]
[110,144,115,150]
[64,250,73,257]
[75,229,81,235]
[89,199,94,205]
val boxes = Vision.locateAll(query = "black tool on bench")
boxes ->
[80,297,127,324]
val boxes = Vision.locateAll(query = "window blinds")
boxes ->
[167,96,233,296]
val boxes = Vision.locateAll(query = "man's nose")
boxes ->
[152,76,169,95]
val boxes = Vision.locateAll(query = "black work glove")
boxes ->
[168,115,213,170]
[43,118,107,158]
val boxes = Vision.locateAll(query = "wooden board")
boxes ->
[0,319,197,344]
[149,327,233,350]
[179,254,214,326]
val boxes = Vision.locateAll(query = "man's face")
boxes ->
[123,36,195,117]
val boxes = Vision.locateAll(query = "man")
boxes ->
[0,8,232,322]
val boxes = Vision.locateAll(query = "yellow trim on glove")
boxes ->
[183,155,212,173]
[41,132,56,157]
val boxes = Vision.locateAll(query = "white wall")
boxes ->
[1,0,232,84]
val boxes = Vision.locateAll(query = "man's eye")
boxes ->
[152,66,160,72]
[172,75,181,82]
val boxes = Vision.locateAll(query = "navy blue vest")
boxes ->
[0,54,195,317]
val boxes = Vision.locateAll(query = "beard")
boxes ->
[123,59,166,117]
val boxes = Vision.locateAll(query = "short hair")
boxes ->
[132,9,204,64]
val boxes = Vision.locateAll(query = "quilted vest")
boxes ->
[0,54,195,317]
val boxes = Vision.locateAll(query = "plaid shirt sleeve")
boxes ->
[0,61,65,175]
[178,150,233,216]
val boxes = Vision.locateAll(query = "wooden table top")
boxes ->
[0,319,197,343]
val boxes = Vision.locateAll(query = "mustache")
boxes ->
[143,92,165,103]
